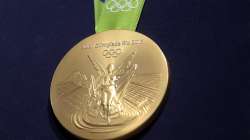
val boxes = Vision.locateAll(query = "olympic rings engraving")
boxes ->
[103,48,122,58]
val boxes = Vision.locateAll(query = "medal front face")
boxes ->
[50,30,169,139]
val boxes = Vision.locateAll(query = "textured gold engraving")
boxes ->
[56,52,162,133]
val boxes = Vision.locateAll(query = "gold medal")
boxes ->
[50,30,169,139]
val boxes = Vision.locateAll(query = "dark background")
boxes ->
[0,0,249,139]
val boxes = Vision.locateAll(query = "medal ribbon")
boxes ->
[94,0,145,32]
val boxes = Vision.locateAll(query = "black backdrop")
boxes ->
[0,0,249,140]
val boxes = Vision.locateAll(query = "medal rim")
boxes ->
[50,30,169,140]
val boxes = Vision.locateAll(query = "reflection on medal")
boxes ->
[50,30,169,139]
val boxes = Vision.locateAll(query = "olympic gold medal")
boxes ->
[50,30,169,139]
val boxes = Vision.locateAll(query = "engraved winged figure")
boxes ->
[56,51,162,128]
[87,52,137,124]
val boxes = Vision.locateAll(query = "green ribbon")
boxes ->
[94,0,145,32]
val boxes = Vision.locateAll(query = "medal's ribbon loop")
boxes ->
[94,0,145,32]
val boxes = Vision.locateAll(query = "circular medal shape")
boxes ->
[50,30,169,139]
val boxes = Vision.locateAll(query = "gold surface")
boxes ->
[50,30,169,140]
